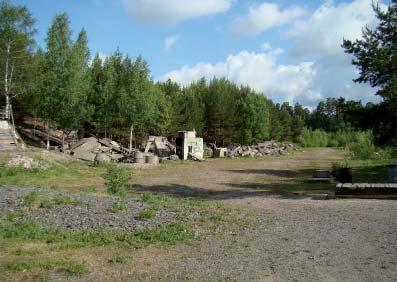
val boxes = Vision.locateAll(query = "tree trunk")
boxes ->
[129,124,134,152]
[62,130,65,153]
[4,42,11,118]
[46,121,50,150]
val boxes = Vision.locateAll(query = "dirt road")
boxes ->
[104,149,397,281]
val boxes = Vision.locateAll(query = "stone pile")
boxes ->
[226,141,296,158]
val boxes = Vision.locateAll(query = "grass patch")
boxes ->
[0,214,192,250]
[22,191,39,207]
[108,255,130,264]
[0,159,106,192]
[20,193,85,209]
[110,201,128,213]
[136,209,155,220]
[2,259,87,276]
[61,262,87,276]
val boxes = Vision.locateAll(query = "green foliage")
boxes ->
[39,195,84,209]
[0,216,191,249]
[110,201,128,213]
[136,209,155,220]
[22,191,39,206]
[298,128,329,147]
[133,222,191,244]
[104,164,130,195]
[0,0,36,103]
[342,2,397,145]
[62,262,87,276]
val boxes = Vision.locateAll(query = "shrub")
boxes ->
[298,128,329,147]
[104,164,131,196]
[110,201,128,213]
[346,131,378,159]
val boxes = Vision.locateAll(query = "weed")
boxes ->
[111,201,128,213]
[82,186,97,193]
[14,247,43,256]
[108,255,129,264]
[139,193,171,203]
[104,164,131,196]
[49,185,59,190]
[136,209,155,220]
[22,191,39,207]
[39,195,84,209]
[61,262,87,276]
[133,222,192,244]
[3,260,64,271]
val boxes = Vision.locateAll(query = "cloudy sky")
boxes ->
[14,0,387,107]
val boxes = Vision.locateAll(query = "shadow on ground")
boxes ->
[223,168,313,178]
[129,181,334,201]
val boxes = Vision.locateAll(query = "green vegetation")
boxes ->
[2,259,87,276]
[104,164,131,195]
[110,201,128,213]
[0,159,105,191]
[299,129,397,163]
[343,2,397,145]
[136,209,155,220]
[39,195,84,209]
[22,191,39,207]
[108,255,130,264]
[19,192,85,209]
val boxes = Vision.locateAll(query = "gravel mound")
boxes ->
[0,185,177,231]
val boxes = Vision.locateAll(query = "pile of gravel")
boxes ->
[0,185,177,231]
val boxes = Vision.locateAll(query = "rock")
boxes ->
[94,152,111,164]
[7,155,47,169]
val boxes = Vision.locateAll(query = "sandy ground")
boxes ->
[83,148,397,281]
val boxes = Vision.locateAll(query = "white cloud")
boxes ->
[289,0,383,57]
[164,35,179,51]
[122,0,233,25]
[261,42,272,52]
[163,49,320,105]
[231,2,306,36]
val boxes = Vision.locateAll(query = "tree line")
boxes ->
[1,0,396,147]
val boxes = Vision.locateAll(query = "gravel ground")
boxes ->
[121,197,397,282]
[0,185,177,231]
[100,148,396,282]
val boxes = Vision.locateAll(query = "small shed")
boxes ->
[176,130,204,160]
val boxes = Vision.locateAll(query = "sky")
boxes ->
[13,0,388,108]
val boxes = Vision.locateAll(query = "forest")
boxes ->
[1,0,396,149]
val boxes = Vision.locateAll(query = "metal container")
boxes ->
[387,165,397,183]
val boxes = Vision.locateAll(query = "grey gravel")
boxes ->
[153,198,397,282]
[0,185,177,231]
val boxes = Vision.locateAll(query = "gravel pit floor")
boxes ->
[0,185,177,231]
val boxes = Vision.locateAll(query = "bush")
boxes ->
[346,131,378,159]
[104,164,131,196]
[298,128,329,147]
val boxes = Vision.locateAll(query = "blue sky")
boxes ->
[13,0,387,107]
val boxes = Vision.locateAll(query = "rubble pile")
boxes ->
[7,155,48,170]
[226,141,296,158]
[70,137,137,162]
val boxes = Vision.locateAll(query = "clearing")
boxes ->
[0,148,396,281]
